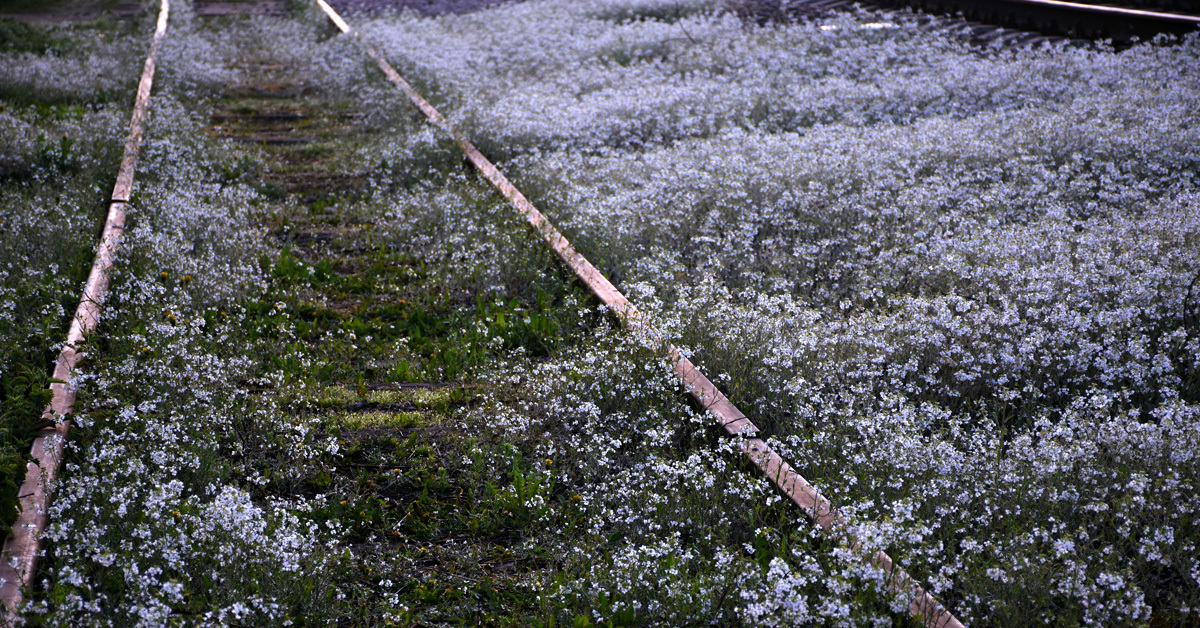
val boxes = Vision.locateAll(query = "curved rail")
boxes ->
[871,0,1200,41]
[313,1,964,625]
[1011,0,1200,21]
[0,0,171,620]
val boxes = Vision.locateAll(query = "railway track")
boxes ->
[760,0,1200,44]
[886,0,1200,41]
[2,0,1197,623]
[2,0,961,622]
[0,0,960,622]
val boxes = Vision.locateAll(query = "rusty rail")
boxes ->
[313,1,964,625]
[0,0,170,621]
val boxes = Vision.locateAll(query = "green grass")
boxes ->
[0,18,70,52]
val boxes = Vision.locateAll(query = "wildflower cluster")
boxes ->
[4,0,1197,624]
[18,6,345,624]
[357,0,1200,623]
[0,16,132,538]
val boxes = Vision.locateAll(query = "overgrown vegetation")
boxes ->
[15,4,907,624]
[5,0,1198,625]
[0,13,130,542]
[360,1,1200,624]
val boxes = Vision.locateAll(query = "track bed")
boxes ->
[1,0,1198,625]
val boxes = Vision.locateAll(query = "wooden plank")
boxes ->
[0,0,171,619]
[312,2,964,625]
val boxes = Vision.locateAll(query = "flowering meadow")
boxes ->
[0,12,133,550]
[0,0,1197,625]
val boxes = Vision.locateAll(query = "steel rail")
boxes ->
[313,1,963,625]
[861,0,1200,42]
[0,0,171,620]
[979,0,1200,23]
